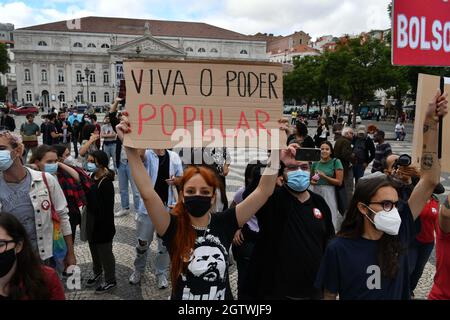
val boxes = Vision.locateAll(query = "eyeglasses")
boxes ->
[0,240,15,253]
[368,200,399,212]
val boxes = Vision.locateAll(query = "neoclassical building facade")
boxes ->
[13,17,267,108]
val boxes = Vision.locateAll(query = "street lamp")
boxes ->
[84,67,90,104]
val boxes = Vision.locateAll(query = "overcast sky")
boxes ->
[0,0,392,40]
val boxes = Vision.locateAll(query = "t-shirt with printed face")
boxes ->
[161,207,239,300]
[314,201,415,300]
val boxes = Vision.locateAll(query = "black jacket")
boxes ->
[0,115,16,131]
[86,170,116,243]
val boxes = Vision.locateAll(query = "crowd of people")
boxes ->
[0,89,448,301]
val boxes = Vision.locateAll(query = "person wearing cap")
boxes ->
[352,125,375,183]
[315,89,448,300]
[371,130,392,174]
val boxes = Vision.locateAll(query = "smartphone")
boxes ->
[295,148,321,162]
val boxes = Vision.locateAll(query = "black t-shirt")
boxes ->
[246,187,335,299]
[314,201,414,300]
[161,207,239,300]
[154,151,170,205]
[41,122,58,145]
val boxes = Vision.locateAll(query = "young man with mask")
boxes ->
[129,148,183,289]
[0,130,76,270]
[55,111,72,153]
[243,158,335,300]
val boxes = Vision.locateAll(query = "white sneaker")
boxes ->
[129,270,142,285]
[157,275,169,289]
[115,208,130,217]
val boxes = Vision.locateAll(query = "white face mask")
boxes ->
[363,204,402,236]
[63,155,76,166]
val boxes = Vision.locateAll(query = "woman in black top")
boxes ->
[116,115,295,300]
[315,117,329,147]
[84,150,117,294]
[287,122,315,148]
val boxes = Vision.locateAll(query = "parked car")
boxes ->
[10,104,39,115]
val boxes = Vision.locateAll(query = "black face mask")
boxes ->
[0,248,16,278]
[184,196,212,217]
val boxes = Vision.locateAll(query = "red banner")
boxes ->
[392,0,450,66]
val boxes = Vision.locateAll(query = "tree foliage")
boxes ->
[0,43,9,75]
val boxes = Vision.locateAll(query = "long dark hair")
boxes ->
[338,174,403,279]
[0,212,50,299]
[319,140,335,159]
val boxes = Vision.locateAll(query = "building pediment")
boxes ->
[108,35,186,58]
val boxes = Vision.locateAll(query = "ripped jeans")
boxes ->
[133,212,170,278]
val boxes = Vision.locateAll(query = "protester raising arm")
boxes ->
[409,90,448,219]
[116,113,294,234]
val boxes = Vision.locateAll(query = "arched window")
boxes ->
[26,91,32,102]
[38,41,47,46]
[76,70,82,83]
[101,44,110,48]
[198,48,206,53]
[41,70,47,82]
[210,48,218,53]
[240,49,248,55]
[103,71,109,84]
[87,43,96,48]
[58,91,65,102]
[58,70,64,83]
[104,92,110,103]
[73,42,82,48]
[89,72,96,83]
[24,69,31,82]
[76,91,83,103]
[90,92,96,103]
[185,47,193,52]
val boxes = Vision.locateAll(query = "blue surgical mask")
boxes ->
[86,162,97,172]
[44,163,58,174]
[0,150,14,171]
[286,170,310,192]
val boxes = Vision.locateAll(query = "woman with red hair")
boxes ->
[116,115,294,300]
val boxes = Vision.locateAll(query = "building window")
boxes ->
[38,41,47,46]
[26,91,32,102]
[90,92,96,103]
[101,43,110,48]
[210,48,218,53]
[24,69,31,82]
[104,92,110,103]
[185,47,193,52]
[87,43,96,48]
[240,49,248,55]
[198,48,206,53]
[103,71,109,84]
[41,70,48,82]
[76,91,83,103]
[89,72,96,83]
[76,70,82,83]
[58,70,64,83]
[58,91,65,102]
[73,42,82,48]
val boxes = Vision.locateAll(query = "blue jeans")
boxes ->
[409,239,434,294]
[118,161,140,211]
[133,213,169,278]
[102,142,117,171]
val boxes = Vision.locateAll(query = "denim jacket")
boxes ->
[137,149,183,216]
[0,168,71,260]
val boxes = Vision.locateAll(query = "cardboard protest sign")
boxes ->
[411,74,450,173]
[122,59,284,149]
[392,0,450,66]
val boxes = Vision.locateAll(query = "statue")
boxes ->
[144,22,151,35]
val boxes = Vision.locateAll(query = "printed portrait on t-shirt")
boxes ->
[181,234,228,300]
